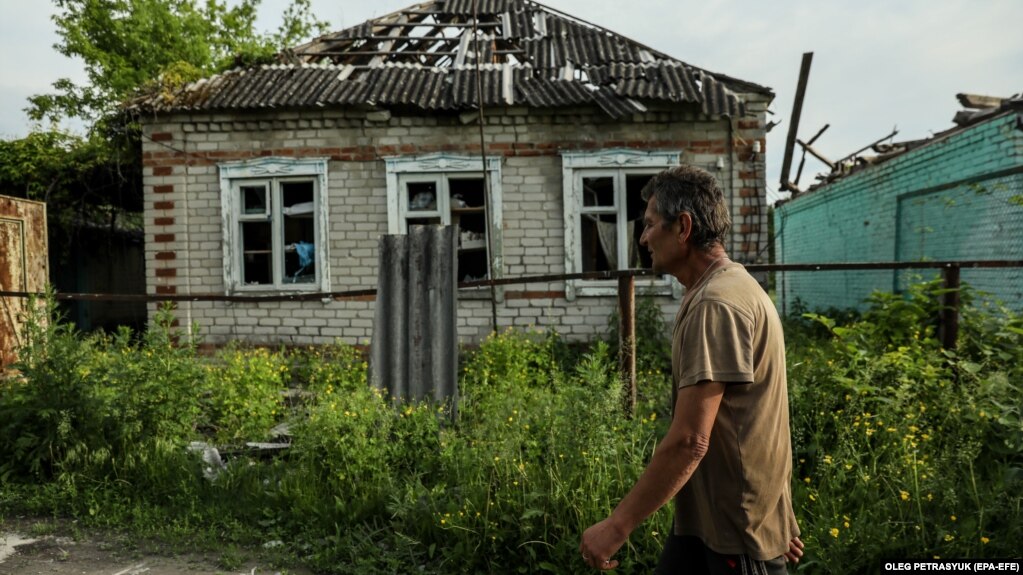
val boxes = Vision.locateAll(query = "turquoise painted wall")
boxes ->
[774,111,1023,314]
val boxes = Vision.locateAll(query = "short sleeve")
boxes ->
[676,299,754,388]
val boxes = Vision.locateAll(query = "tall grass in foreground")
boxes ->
[1,282,1021,573]
[785,281,1023,571]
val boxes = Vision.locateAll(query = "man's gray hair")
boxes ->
[640,165,731,251]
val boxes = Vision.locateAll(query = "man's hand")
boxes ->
[579,382,724,570]
[579,517,626,570]
[783,536,804,564]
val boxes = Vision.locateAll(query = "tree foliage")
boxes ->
[3,0,327,271]
[0,130,141,244]
[29,0,327,124]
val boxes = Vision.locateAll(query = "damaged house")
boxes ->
[774,94,1023,313]
[133,0,772,345]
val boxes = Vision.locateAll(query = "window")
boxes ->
[385,154,503,287]
[219,157,330,292]
[561,149,682,299]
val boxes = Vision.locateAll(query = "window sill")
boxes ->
[227,283,329,297]
[457,286,504,302]
[567,277,680,300]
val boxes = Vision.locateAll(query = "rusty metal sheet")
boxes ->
[0,195,48,369]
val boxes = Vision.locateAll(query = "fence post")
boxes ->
[618,275,637,418]
[940,265,960,350]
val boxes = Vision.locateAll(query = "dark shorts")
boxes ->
[654,535,788,575]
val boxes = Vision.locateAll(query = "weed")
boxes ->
[217,545,244,570]
[1,286,1020,574]
[28,521,55,537]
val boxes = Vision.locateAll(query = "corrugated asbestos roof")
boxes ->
[133,0,771,119]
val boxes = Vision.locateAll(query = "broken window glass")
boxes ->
[401,175,491,283]
[579,172,656,273]
[232,177,321,289]
[241,221,272,285]
[281,181,316,284]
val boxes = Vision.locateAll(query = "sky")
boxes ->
[1,0,1021,202]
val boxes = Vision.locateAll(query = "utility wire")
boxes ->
[472,0,500,333]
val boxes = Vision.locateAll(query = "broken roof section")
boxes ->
[133,0,771,119]
[796,93,1023,194]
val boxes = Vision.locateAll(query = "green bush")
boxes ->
[2,283,1020,574]
[788,282,1023,572]
[275,330,672,574]
[0,299,204,482]
[202,345,289,444]
[608,294,672,375]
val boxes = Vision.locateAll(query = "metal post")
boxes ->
[941,266,961,350]
[618,276,636,417]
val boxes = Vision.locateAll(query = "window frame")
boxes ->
[219,157,330,293]
[385,153,503,297]
[561,149,683,300]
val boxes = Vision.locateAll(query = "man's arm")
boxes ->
[580,380,724,570]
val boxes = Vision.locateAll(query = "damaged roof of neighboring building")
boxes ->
[131,0,771,119]
[793,93,1023,195]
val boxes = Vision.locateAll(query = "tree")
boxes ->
[29,0,327,125]
[3,0,327,309]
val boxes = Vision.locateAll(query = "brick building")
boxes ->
[134,0,773,345]
[774,94,1023,314]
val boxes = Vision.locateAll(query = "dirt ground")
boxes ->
[0,517,314,575]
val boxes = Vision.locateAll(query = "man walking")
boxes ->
[580,165,802,573]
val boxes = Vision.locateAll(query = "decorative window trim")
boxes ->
[218,157,330,293]
[561,149,683,300]
[385,153,504,300]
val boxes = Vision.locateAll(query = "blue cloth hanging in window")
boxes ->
[292,241,314,282]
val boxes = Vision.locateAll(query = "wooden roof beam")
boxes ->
[369,14,409,67]
[780,52,813,195]
[391,23,459,53]
[368,21,500,28]
[956,93,1004,109]
[795,139,834,170]
[313,49,524,58]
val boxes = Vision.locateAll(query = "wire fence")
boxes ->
[4,259,1021,412]
[4,259,1020,344]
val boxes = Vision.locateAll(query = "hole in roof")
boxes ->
[407,24,435,38]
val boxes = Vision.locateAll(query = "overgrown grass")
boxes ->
[1,284,1020,574]
[785,280,1023,571]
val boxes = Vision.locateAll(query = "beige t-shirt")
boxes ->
[670,261,799,560]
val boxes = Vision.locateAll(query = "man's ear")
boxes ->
[677,212,692,245]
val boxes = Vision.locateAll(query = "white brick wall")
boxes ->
[142,101,768,345]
